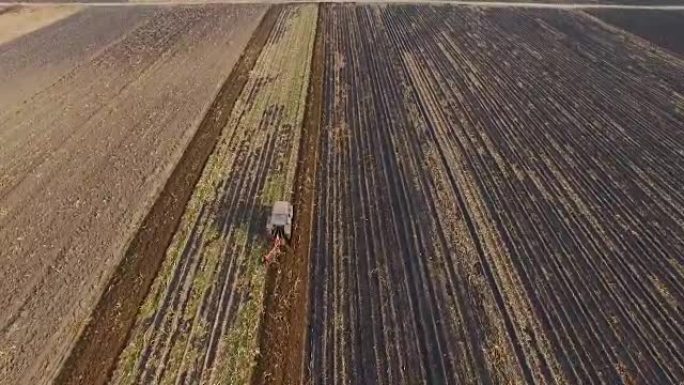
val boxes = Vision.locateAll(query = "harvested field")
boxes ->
[107,4,317,385]
[2,2,684,385]
[0,5,80,47]
[0,6,159,110]
[588,9,684,56]
[306,4,684,385]
[0,5,266,385]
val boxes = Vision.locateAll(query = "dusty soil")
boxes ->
[0,6,159,110]
[588,9,684,56]
[54,6,274,385]
[251,5,325,385]
[0,5,81,46]
[0,5,266,385]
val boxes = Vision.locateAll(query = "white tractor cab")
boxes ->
[266,201,293,241]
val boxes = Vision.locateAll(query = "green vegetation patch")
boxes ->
[109,5,319,385]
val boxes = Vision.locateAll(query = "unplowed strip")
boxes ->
[251,5,324,385]
[54,7,279,385]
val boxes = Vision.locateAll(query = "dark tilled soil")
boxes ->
[251,5,325,385]
[305,4,684,385]
[589,9,684,56]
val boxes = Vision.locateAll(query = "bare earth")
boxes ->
[0,4,266,385]
[0,5,80,46]
[0,6,159,110]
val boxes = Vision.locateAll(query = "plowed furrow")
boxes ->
[307,4,684,385]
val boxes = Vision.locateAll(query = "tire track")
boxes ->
[107,5,318,385]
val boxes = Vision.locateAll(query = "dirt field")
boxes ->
[1,2,683,385]
[106,5,317,385]
[306,4,684,385]
[0,5,80,46]
[588,9,684,56]
[0,6,160,110]
[0,5,266,385]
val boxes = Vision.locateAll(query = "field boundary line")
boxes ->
[295,6,325,381]
[52,6,280,385]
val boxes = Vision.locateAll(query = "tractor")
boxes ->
[266,200,293,241]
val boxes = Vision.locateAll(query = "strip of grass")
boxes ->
[213,243,267,384]
[110,5,318,385]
